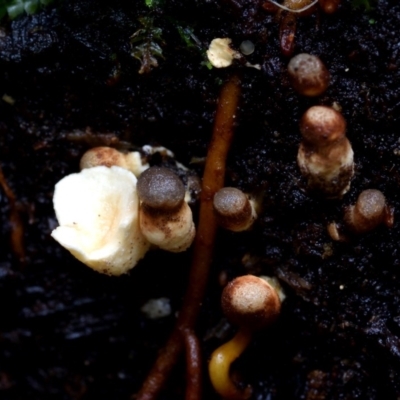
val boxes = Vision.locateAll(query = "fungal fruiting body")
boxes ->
[318,0,340,13]
[221,275,281,330]
[80,146,148,177]
[213,187,258,232]
[209,275,281,399]
[206,38,241,68]
[288,53,330,96]
[297,106,354,198]
[344,189,392,234]
[51,166,150,275]
[137,166,195,252]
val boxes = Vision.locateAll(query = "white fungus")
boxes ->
[51,166,150,276]
[206,38,241,68]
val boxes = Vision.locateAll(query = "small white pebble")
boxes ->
[2,94,15,105]
[240,40,255,55]
[141,297,172,319]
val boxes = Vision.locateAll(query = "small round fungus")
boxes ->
[213,187,257,232]
[345,189,391,234]
[222,275,281,330]
[288,53,330,96]
[137,166,195,252]
[300,105,346,145]
[297,106,354,198]
[80,146,148,177]
[318,0,340,14]
[137,166,185,212]
[51,166,150,275]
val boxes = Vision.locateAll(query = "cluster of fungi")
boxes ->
[45,1,394,400]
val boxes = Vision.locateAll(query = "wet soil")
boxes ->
[1,0,400,399]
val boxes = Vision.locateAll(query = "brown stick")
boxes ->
[280,11,297,57]
[135,74,241,400]
[0,164,26,265]
[183,329,202,400]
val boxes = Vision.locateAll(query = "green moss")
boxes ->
[351,0,377,12]
[0,0,54,20]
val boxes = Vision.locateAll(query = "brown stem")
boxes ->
[183,329,202,400]
[135,74,241,400]
[280,11,297,57]
[0,164,26,265]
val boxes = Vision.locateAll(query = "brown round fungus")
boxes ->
[318,0,340,14]
[137,166,195,252]
[213,187,257,232]
[288,53,330,96]
[80,146,148,177]
[345,189,393,234]
[222,275,281,330]
[209,275,282,399]
[297,106,354,198]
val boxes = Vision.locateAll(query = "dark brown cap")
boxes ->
[213,187,255,232]
[137,167,185,212]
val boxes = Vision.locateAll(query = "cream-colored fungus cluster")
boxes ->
[51,147,195,276]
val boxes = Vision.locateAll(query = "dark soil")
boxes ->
[1,0,400,399]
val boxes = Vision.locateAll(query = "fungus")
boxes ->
[207,38,241,68]
[288,53,330,96]
[80,146,148,177]
[297,105,354,198]
[209,275,281,399]
[51,166,150,276]
[318,0,341,14]
[137,166,195,252]
[213,187,258,232]
[344,189,393,234]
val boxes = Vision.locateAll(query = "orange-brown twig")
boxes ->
[135,74,241,400]
[0,164,26,265]
[183,329,202,400]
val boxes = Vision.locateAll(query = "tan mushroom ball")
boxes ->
[297,106,354,198]
[288,53,330,96]
[221,275,281,331]
[213,187,257,232]
[300,105,346,145]
[345,189,389,234]
[80,146,148,177]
